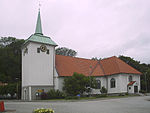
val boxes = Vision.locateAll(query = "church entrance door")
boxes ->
[134,86,138,93]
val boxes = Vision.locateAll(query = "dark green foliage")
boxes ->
[63,72,89,96]
[0,37,24,99]
[56,47,77,57]
[63,72,96,96]
[100,86,107,94]
[47,89,65,99]
[91,57,102,60]
[139,90,146,94]
[0,37,16,48]
[119,55,148,73]
[0,37,25,83]
[0,83,17,99]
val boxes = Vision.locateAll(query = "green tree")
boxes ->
[63,72,89,96]
[119,55,148,72]
[0,83,17,98]
[145,69,150,92]
[0,85,8,96]
[56,47,77,57]
[0,37,16,48]
[63,72,96,96]
[7,83,17,98]
[0,37,25,83]
[91,57,102,60]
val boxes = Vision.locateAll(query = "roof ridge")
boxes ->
[56,55,98,61]
[99,60,106,75]
[113,57,121,73]
[55,55,118,62]
[90,61,99,75]
[101,56,117,61]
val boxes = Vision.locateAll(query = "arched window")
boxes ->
[129,76,132,82]
[96,80,101,89]
[110,78,116,88]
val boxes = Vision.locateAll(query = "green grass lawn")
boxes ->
[45,94,139,101]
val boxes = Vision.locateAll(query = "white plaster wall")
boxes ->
[117,74,141,93]
[96,77,107,88]
[54,68,59,90]
[57,77,64,91]
[107,74,141,94]
[132,74,141,93]
[119,74,128,93]
[22,43,30,87]
[53,68,64,91]
[125,74,140,93]
[92,76,107,94]
[22,42,55,87]
[133,74,141,92]
[107,74,121,93]
[128,85,134,93]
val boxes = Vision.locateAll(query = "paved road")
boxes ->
[3,96,150,113]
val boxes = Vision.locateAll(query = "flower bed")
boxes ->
[33,108,54,113]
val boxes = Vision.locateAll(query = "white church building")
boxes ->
[22,11,142,100]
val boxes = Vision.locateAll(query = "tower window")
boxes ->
[47,49,49,54]
[37,48,40,53]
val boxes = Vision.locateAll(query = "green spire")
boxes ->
[35,10,43,35]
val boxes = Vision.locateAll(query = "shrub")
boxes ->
[63,72,95,96]
[0,83,17,99]
[100,86,107,94]
[125,92,128,95]
[47,89,65,99]
[139,90,146,93]
[33,108,54,113]
[119,93,125,96]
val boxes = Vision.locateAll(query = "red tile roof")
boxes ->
[55,55,142,77]
[128,81,136,86]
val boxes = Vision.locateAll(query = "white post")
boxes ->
[29,86,32,101]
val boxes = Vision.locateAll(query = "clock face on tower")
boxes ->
[40,45,47,52]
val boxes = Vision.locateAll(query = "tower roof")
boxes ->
[35,10,43,35]
[23,10,57,47]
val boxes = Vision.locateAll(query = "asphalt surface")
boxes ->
[3,96,150,113]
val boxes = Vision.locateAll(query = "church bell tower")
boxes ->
[21,10,57,100]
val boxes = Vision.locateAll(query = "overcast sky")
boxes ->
[0,0,150,63]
